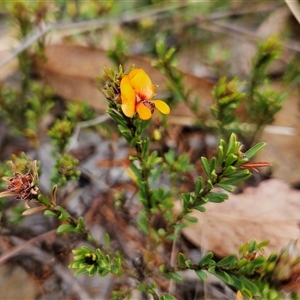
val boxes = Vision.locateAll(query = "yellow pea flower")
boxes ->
[120,68,170,120]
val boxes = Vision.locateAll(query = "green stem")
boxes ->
[171,167,226,228]
[165,262,262,281]
[126,118,158,262]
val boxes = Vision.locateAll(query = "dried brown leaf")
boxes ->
[182,179,300,257]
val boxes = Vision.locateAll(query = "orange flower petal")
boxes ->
[120,74,136,117]
[136,102,152,120]
[150,100,170,115]
[128,69,155,100]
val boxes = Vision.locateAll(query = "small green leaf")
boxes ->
[249,240,257,253]
[194,205,206,212]
[194,177,203,195]
[217,144,224,168]
[44,210,57,217]
[210,157,216,171]
[141,138,150,160]
[165,150,175,165]
[207,192,228,203]
[76,217,85,230]
[111,266,119,275]
[137,213,149,234]
[247,257,266,271]
[244,142,266,159]
[257,240,269,249]
[138,181,149,201]
[159,264,165,273]
[195,270,207,280]
[181,193,191,211]
[178,252,186,265]
[208,267,233,285]
[222,165,236,176]
[201,157,210,177]
[57,224,76,233]
[241,277,259,294]
[216,254,237,267]
[183,215,198,223]
[237,258,248,268]
[220,172,251,185]
[184,259,191,267]
[226,133,237,156]
[108,110,126,127]
[151,164,164,183]
[241,288,252,299]
[55,206,71,220]
[198,252,214,265]
[88,264,98,276]
[216,183,235,192]
[130,162,142,181]
[225,153,238,167]
[104,233,111,248]
[118,124,132,141]
[166,234,179,241]
[225,169,250,178]
[230,274,244,291]
[166,47,176,61]
[165,272,183,281]
[207,179,213,190]
[74,268,88,276]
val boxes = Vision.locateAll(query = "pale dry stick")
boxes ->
[0,2,192,70]
[67,114,110,152]
[167,232,180,296]
[285,0,300,24]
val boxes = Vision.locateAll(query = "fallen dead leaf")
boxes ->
[181,179,300,257]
